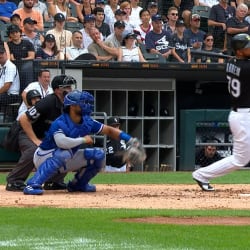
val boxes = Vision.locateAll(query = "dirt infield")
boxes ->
[1,184,250,225]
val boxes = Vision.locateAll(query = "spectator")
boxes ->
[46,13,72,52]
[208,0,236,51]
[93,7,111,40]
[13,0,44,31]
[80,14,96,48]
[173,0,199,27]
[47,0,78,22]
[184,13,206,51]
[22,17,44,53]
[18,0,50,22]
[195,144,223,168]
[7,24,35,91]
[145,14,172,61]
[226,3,249,55]
[134,9,152,44]
[120,0,134,32]
[147,1,158,18]
[95,0,105,9]
[88,27,119,60]
[109,8,126,33]
[6,74,76,192]
[199,0,219,8]
[118,32,146,62]
[65,30,88,59]
[105,116,129,172]
[17,69,53,119]
[195,33,224,63]
[36,34,64,60]
[76,0,94,23]
[104,0,119,25]
[0,0,17,24]
[164,6,179,35]
[169,19,192,63]
[130,0,143,27]
[105,20,125,48]
[10,13,22,27]
[0,45,20,107]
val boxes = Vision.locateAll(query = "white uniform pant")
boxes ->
[105,164,127,172]
[193,110,250,183]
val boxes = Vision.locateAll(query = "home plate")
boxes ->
[239,193,250,197]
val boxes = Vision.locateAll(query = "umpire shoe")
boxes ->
[23,184,44,195]
[43,182,67,190]
[193,178,215,191]
[6,181,26,192]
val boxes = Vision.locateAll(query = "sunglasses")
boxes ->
[206,38,214,41]
[193,18,200,22]
[171,13,178,16]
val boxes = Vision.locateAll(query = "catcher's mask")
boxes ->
[64,90,94,115]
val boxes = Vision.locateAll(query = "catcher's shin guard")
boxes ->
[27,149,73,186]
[68,148,104,192]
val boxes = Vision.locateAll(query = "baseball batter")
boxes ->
[192,33,250,191]
[23,90,138,195]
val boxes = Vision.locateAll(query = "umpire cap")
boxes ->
[51,75,77,90]
[231,33,250,52]
[107,116,120,126]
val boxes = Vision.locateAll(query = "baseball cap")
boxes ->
[191,13,200,20]
[45,33,56,42]
[0,46,6,54]
[115,9,126,15]
[54,13,66,22]
[123,32,137,40]
[7,24,21,35]
[148,1,158,8]
[51,75,77,90]
[107,116,120,126]
[84,14,95,22]
[10,13,21,21]
[114,20,125,28]
[151,14,162,22]
[23,17,37,25]
[176,19,185,27]
[96,0,105,4]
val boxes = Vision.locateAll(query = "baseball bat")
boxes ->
[190,49,233,59]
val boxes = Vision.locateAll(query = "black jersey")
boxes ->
[106,138,126,168]
[25,93,63,139]
[226,58,250,109]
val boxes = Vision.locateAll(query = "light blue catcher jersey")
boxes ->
[40,113,103,152]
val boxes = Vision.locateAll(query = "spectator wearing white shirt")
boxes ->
[65,30,88,59]
[0,46,20,106]
[130,0,143,27]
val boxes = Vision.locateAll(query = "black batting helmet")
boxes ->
[231,33,250,52]
[51,75,77,90]
[26,89,41,106]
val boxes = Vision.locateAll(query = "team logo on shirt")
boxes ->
[155,36,169,51]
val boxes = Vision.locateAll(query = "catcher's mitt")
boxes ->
[123,138,146,167]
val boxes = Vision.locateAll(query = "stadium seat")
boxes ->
[65,22,83,32]
[74,53,97,60]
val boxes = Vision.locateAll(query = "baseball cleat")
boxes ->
[23,184,44,195]
[67,182,96,192]
[193,178,215,191]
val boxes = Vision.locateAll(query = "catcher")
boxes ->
[23,90,146,195]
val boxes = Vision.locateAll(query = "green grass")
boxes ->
[1,171,250,249]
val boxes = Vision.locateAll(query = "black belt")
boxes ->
[233,108,250,112]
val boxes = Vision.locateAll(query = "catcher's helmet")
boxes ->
[64,90,94,115]
[231,33,250,52]
[26,89,41,106]
[51,75,77,90]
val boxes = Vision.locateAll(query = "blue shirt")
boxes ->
[40,113,103,153]
[0,1,17,18]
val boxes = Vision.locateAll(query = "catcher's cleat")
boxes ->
[43,182,67,190]
[193,178,215,191]
[23,184,44,195]
[67,182,96,192]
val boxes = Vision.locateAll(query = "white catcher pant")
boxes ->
[193,110,250,183]
[33,147,88,173]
